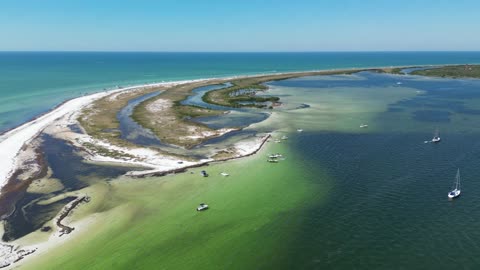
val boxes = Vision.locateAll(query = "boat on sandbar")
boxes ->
[448,169,461,199]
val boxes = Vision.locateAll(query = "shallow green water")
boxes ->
[20,71,480,269]
[22,141,327,270]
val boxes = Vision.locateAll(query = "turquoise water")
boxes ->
[2,51,480,133]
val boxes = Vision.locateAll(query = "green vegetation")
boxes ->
[411,65,480,78]
[78,80,228,149]
[205,82,281,108]
[77,86,196,159]
[203,69,360,108]
[203,80,269,107]
[379,67,406,74]
[174,104,224,119]
[81,142,136,159]
[78,87,162,147]
[131,80,229,149]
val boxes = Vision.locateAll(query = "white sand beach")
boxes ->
[0,79,207,193]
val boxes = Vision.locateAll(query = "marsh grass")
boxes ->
[412,65,480,78]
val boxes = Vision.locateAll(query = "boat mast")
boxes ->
[456,169,461,190]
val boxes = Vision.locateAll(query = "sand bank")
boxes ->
[0,79,212,194]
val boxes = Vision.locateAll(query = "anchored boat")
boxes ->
[197,203,209,211]
[268,153,283,159]
[448,169,461,199]
[431,129,441,143]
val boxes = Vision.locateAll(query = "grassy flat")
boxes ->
[412,65,480,78]
[203,70,361,108]
[131,80,229,148]
[78,86,165,146]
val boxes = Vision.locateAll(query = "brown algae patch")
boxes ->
[26,176,64,194]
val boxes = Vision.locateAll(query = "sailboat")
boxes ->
[431,129,441,143]
[448,169,461,199]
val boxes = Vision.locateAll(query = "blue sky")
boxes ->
[0,0,479,51]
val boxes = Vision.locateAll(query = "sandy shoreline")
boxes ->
[0,79,213,194]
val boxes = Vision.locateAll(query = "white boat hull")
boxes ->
[448,189,461,199]
[197,204,209,211]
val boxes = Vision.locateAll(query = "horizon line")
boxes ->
[1,50,480,53]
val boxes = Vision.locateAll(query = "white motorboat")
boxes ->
[297,129,303,132]
[197,203,209,211]
[431,129,441,143]
[220,172,229,176]
[360,124,368,128]
[448,169,461,199]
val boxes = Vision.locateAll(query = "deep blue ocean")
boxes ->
[1,51,480,133]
